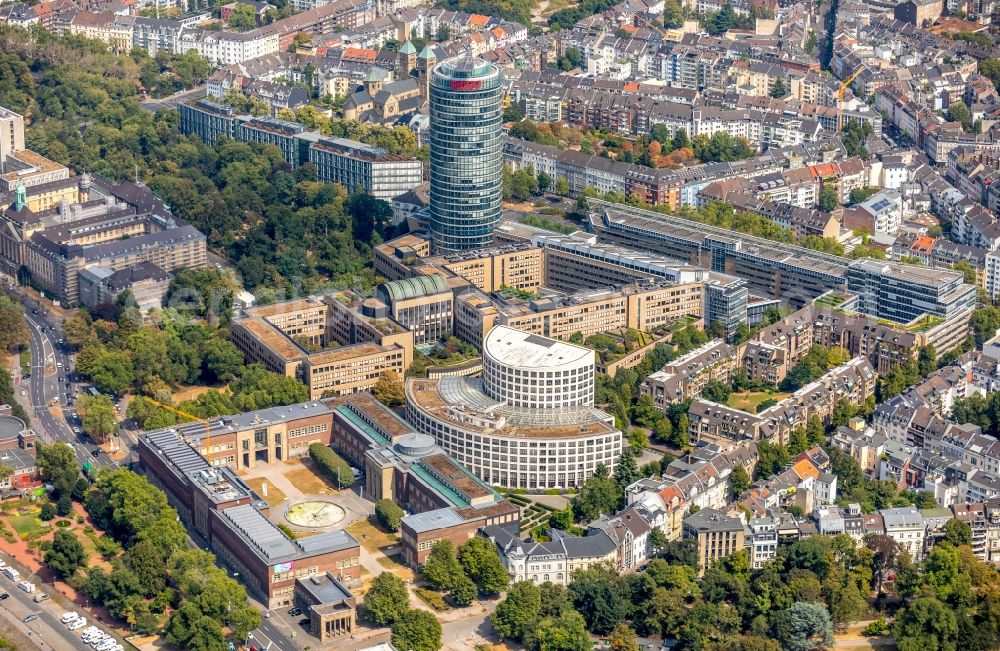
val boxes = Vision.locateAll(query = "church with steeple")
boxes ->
[341,40,436,125]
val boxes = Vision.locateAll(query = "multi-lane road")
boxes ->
[0,566,85,651]
[9,288,118,470]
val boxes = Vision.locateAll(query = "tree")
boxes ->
[202,337,244,383]
[568,566,630,634]
[942,518,972,547]
[227,4,257,31]
[372,371,405,406]
[648,527,669,553]
[755,441,790,479]
[608,623,640,651]
[307,443,354,488]
[818,184,839,211]
[44,529,87,579]
[893,597,958,651]
[422,540,464,591]
[78,393,118,443]
[701,380,731,403]
[375,499,404,532]
[391,609,442,651]
[848,187,879,206]
[228,605,260,641]
[0,295,28,353]
[772,602,834,651]
[36,443,79,497]
[771,78,787,98]
[526,610,591,651]
[40,501,56,520]
[613,449,640,489]
[573,472,622,522]
[492,581,541,641]
[729,465,750,497]
[663,0,683,27]
[86,349,135,395]
[756,398,779,413]
[458,536,508,594]
[56,493,73,516]
[556,176,570,196]
[538,171,552,193]
[363,573,409,625]
[945,101,972,131]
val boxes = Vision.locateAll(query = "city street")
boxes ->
[139,85,207,112]
[8,287,119,471]
[0,557,90,651]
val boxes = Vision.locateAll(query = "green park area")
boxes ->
[727,390,789,413]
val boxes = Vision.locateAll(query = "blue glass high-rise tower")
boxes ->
[428,55,503,252]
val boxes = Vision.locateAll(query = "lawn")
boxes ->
[727,390,789,413]
[283,459,339,494]
[10,511,47,539]
[246,477,287,507]
[345,519,398,553]
[170,384,228,403]
[377,552,406,570]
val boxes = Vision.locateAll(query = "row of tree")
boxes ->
[34,443,260,645]
[490,530,1000,651]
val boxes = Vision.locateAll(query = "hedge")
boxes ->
[308,443,354,489]
[375,499,404,532]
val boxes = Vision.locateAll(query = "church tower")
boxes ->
[398,40,417,78]
[416,45,437,99]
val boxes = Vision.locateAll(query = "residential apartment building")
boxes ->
[640,339,736,408]
[683,508,747,573]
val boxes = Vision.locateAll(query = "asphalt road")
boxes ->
[10,289,118,471]
[0,564,84,651]
[139,85,206,112]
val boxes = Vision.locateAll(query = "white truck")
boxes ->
[3,566,20,581]
[17,581,35,593]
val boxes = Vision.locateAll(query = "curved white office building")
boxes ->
[481,327,595,409]
[405,326,621,490]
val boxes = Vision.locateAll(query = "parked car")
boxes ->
[0,593,9,601]
[68,617,87,631]
[287,607,302,616]
[60,612,79,624]
[22,614,37,623]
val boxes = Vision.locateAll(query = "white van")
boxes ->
[3,567,20,581]
[17,581,34,593]
[60,612,79,624]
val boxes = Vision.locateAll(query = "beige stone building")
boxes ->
[453,280,704,348]
[683,508,748,573]
[230,291,414,399]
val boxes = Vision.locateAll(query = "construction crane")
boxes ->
[837,66,865,132]
[141,397,213,458]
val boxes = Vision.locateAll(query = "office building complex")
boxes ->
[325,392,518,566]
[591,200,978,325]
[138,427,362,610]
[405,326,622,490]
[309,137,425,201]
[1,175,206,304]
[428,56,503,252]
[179,99,423,200]
[0,105,69,192]
[230,292,414,400]
[846,260,978,324]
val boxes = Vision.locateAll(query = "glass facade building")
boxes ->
[429,55,503,252]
